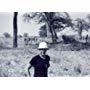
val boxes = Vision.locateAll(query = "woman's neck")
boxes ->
[39,54,46,59]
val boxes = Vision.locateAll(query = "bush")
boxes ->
[39,25,47,37]
[23,33,28,37]
[18,35,22,38]
[3,32,11,38]
[62,35,77,44]
[0,42,6,49]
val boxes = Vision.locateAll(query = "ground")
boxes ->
[0,37,90,77]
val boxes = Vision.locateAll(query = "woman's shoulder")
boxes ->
[46,55,50,60]
[30,55,39,63]
[32,55,40,59]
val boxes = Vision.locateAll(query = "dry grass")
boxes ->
[0,37,90,77]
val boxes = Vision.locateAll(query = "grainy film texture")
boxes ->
[0,12,90,77]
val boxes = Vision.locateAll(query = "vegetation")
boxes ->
[23,33,29,37]
[39,25,47,37]
[3,32,11,38]
[1,12,90,76]
[23,12,73,43]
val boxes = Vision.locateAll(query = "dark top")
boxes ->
[29,55,50,77]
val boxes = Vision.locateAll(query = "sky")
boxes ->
[0,12,43,36]
[0,12,90,36]
[69,12,89,20]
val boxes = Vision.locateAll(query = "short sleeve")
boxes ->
[46,56,50,67]
[29,57,36,67]
[47,55,50,61]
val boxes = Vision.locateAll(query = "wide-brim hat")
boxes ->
[38,42,49,50]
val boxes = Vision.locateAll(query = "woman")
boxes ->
[28,42,50,77]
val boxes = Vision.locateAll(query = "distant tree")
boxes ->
[3,32,11,38]
[13,12,18,48]
[75,18,89,39]
[86,14,90,28]
[87,14,90,22]
[23,33,30,45]
[23,12,73,43]
[18,35,22,38]
[39,25,47,37]
[23,33,29,37]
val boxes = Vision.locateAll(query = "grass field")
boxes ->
[0,37,90,77]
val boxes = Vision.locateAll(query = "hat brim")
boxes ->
[38,48,49,50]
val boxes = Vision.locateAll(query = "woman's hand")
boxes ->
[28,65,32,77]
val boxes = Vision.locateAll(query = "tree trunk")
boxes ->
[49,23,57,43]
[78,30,82,40]
[13,12,18,48]
[44,12,57,43]
[53,28,58,41]
[79,23,83,40]
[46,22,51,38]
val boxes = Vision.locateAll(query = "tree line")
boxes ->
[13,12,90,48]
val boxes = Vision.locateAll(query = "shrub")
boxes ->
[62,35,77,44]
[3,32,11,38]
[23,33,28,37]
[0,42,6,49]
[18,35,22,38]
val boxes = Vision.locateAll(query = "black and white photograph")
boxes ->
[0,12,90,77]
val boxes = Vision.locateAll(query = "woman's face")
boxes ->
[39,49,47,56]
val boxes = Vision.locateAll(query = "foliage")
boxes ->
[74,18,89,39]
[22,12,73,43]
[23,33,29,37]
[3,32,11,38]
[39,25,47,37]
[18,35,22,38]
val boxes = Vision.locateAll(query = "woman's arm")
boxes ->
[28,65,32,76]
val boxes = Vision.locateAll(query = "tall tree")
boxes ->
[86,14,90,28]
[75,18,89,39]
[87,14,90,22]
[13,12,18,48]
[23,12,72,43]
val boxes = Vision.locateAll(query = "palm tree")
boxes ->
[13,12,18,48]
